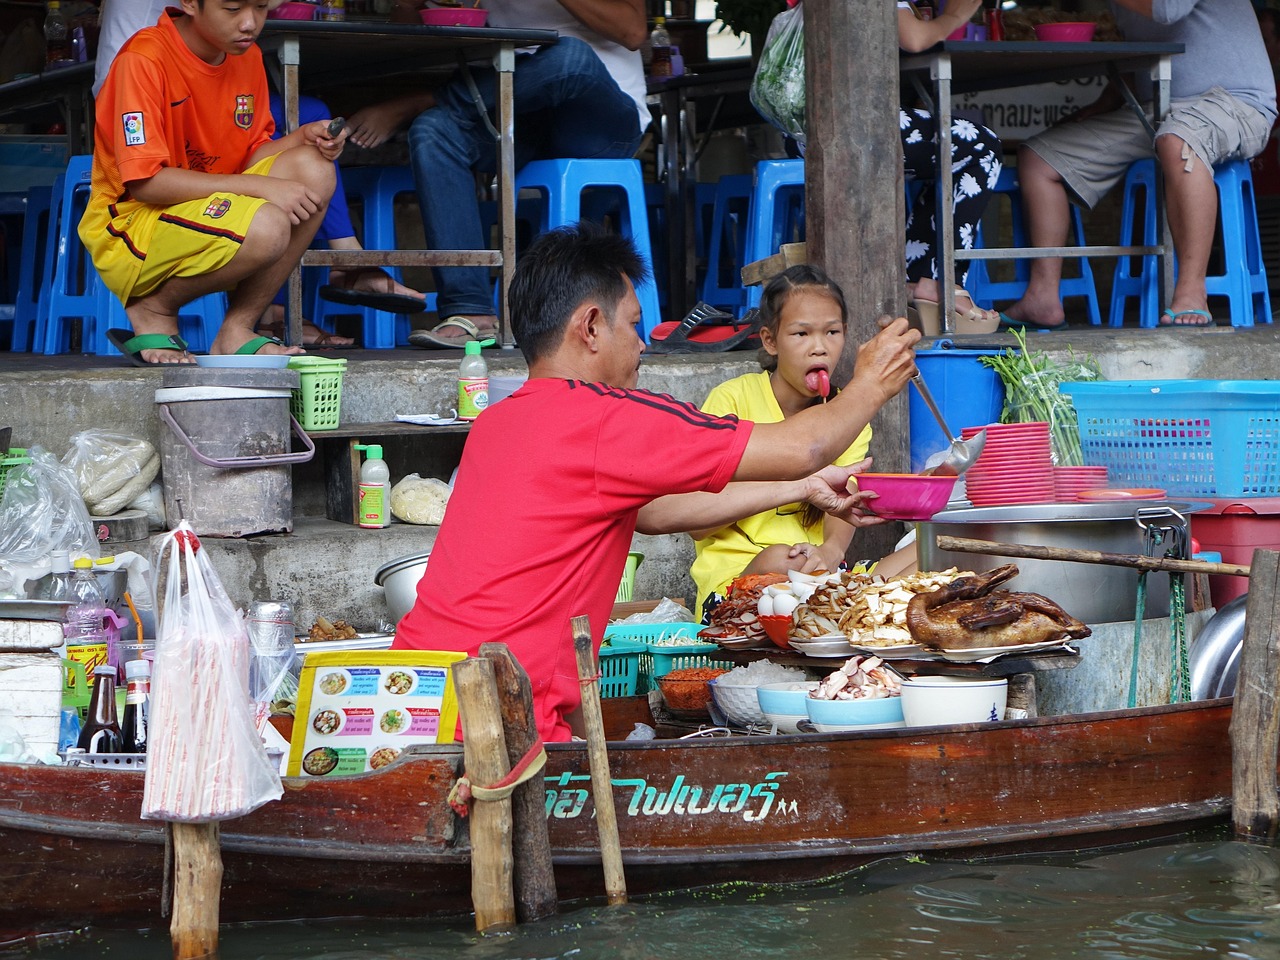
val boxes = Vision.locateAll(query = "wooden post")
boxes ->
[170,823,222,960]
[452,657,516,932]
[570,615,627,905]
[479,642,558,922]
[804,0,906,565]
[1231,548,1280,840]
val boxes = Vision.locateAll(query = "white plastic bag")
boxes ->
[0,446,98,567]
[390,473,452,525]
[141,523,283,821]
[749,2,806,151]
[61,431,160,516]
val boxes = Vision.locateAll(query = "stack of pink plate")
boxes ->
[1053,465,1109,502]
[962,422,1055,506]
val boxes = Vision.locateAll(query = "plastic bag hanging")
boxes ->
[749,2,806,152]
[141,522,283,821]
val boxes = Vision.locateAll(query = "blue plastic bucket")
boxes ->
[909,341,1005,472]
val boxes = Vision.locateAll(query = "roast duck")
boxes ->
[905,564,1091,650]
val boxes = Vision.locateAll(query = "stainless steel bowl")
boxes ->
[374,551,430,624]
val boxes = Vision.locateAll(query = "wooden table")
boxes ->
[0,61,95,155]
[259,20,558,348]
[898,40,1185,331]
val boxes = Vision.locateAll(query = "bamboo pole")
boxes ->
[570,615,627,905]
[1231,548,1280,840]
[934,535,1251,578]
[452,657,516,933]
[478,642,557,922]
[170,823,222,960]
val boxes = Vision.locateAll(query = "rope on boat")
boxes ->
[1129,524,1191,708]
[448,739,547,817]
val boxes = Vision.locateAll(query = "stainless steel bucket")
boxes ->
[918,500,1207,624]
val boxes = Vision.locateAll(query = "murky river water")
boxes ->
[19,830,1280,959]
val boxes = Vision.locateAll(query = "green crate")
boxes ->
[0,448,30,495]
[597,637,645,698]
[287,357,347,431]
[614,551,644,602]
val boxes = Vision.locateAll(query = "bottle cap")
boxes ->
[464,340,483,356]
[94,556,115,566]
[93,665,116,677]
[50,549,70,573]
[125,659,151,679]
[355,443,384,459]
[73,557,92,570]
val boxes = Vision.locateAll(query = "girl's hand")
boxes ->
[303,119,347,162]
[786,543,830,574]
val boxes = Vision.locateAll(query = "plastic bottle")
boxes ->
[649,17,672,77]
[353,444,390,529]
[43,1,70,66]
[457,340,489,421]
[77,666,124,754]
[44,549,73,602]
[64,558,108,686]
[121,658,151,753]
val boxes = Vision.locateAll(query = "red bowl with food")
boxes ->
[1033,22,1096,42]
[759,614,793,649]
[420,6,488,26]
[268,1,318,19]
[853,473,957,522]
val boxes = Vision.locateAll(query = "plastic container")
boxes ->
[614,551,644,602]
[900,676,1008,726]
[44,1,69,63]
[268,1,318,18]
[709,679,767,727]
[602,620,703,647]
[1033,22,1096,42]
[354,444,390,529]
[1190,496,1280,609]
[646,639,730,685]
[0,447,30,494]
[288,356,346,431]
[1062,380,1280,497]
[420,6,487,25]
[804,694,904,732]
[597,637,645,698]
[457,340,488,421]
[909,342,1005,473]
[854,473,957,521]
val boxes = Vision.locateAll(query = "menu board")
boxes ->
[287,650,466,778]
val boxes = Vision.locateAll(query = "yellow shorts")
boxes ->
[83,154,280,303]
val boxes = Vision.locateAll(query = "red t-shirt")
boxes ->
[392,379,753,742]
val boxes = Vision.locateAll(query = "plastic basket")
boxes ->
[288,357,347,431]
[597,636,645,698]
[614,551,644,602]
[644,637,732,691]
[0,447,30,494]
[1062,380,1280,497]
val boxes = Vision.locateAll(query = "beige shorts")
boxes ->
[1023,87,1274,208]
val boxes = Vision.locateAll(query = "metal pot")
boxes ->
[918,500,1207,624]
[374,551,430,624]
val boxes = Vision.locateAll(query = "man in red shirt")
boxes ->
[80,0,345,364]
[393,224,920,741]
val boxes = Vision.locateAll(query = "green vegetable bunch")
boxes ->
[980,327,1102,466]
[715,0,788,48]
[748,3,806,147]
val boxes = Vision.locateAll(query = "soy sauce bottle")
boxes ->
[77,665,124,753]
[121,659,150,753]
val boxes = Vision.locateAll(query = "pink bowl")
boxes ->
[420,6,488,26]
[854,473,957,522]
[267,1,317,19]
[1033,22,1096,42]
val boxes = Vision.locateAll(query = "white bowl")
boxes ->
[195,354,291,368]
[710,680,767,727]
[762,711,809,734]
[900,676,1008,727]
[805,693,903,729]
[812,719,906,733]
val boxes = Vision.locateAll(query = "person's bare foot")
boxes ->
[909,279,1000,324]
[210,327,305,356]
[347,94,433,149]
[328,266,425,302]
[123,306,195,364]
[1002,292,1067,330]
[257,303,355,347]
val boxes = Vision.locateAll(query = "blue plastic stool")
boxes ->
[514,158,662,340]
[700,174,752,312]
[10,184,52,352]
[38,156,97,354]
[1110,157,1272,327]
[314,165,419,348]
[743,159,806,310]
[967,168,1102,325]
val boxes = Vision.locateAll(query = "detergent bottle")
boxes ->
[354,444,390,529]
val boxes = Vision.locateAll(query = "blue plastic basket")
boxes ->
[597,636,644,698]
[1062,380,1280,497]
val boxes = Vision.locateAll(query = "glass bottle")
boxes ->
[77,665,124,753]
[121,659,150,753]
[44,1,70,66]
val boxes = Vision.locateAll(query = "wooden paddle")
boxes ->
[933,536,1251,578]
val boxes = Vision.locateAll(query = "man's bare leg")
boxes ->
[1002,145,1072,329]
[1156,133,1218,325]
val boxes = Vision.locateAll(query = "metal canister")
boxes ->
[248,600,295,654]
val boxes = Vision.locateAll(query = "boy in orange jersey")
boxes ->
[80,0,347,364]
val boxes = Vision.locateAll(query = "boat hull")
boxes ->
[0,699,1242,944]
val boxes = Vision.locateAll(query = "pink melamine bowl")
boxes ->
[1033,22,1096,42]
[420,6,488,26]
[853,473,958,522]
[267,2,318,19]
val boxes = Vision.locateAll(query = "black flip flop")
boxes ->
[319,285,428,315]
[106,329,193,366]
[646,304,760,354]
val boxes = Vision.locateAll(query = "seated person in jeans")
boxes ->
[1001,0,1276,330]
[375,0,649,348]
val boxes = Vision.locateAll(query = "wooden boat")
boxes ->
[0,694,1248,946]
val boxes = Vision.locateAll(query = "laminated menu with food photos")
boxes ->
[287,650,466,777]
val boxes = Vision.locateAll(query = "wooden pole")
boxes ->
[934,535,1252,578]
[452,657,516,932]
[1231,548,1280,840]
[478,642,558,922]
[170,823,222,960]
[570,615,627,905]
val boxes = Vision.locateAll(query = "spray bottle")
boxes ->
[353,444,390,529]
[457,339,494,421]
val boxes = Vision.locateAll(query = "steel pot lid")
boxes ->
[928,500,1211,524]
[374,552,431,586]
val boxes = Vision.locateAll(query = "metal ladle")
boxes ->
[911,373,987,476]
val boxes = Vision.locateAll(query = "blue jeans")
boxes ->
[408,37,644,317]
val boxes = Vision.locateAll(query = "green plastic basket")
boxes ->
[287,357,347,431]
[0,448,30,495]
[614,551,644,602]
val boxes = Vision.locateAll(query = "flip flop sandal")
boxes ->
[408,316,497,349]
[106,329,194,367]
[646,304,760,354]
[319,285,428,315]
[236,335,288,355]
[997,314,1067,333]
[1159,308,1215,327]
